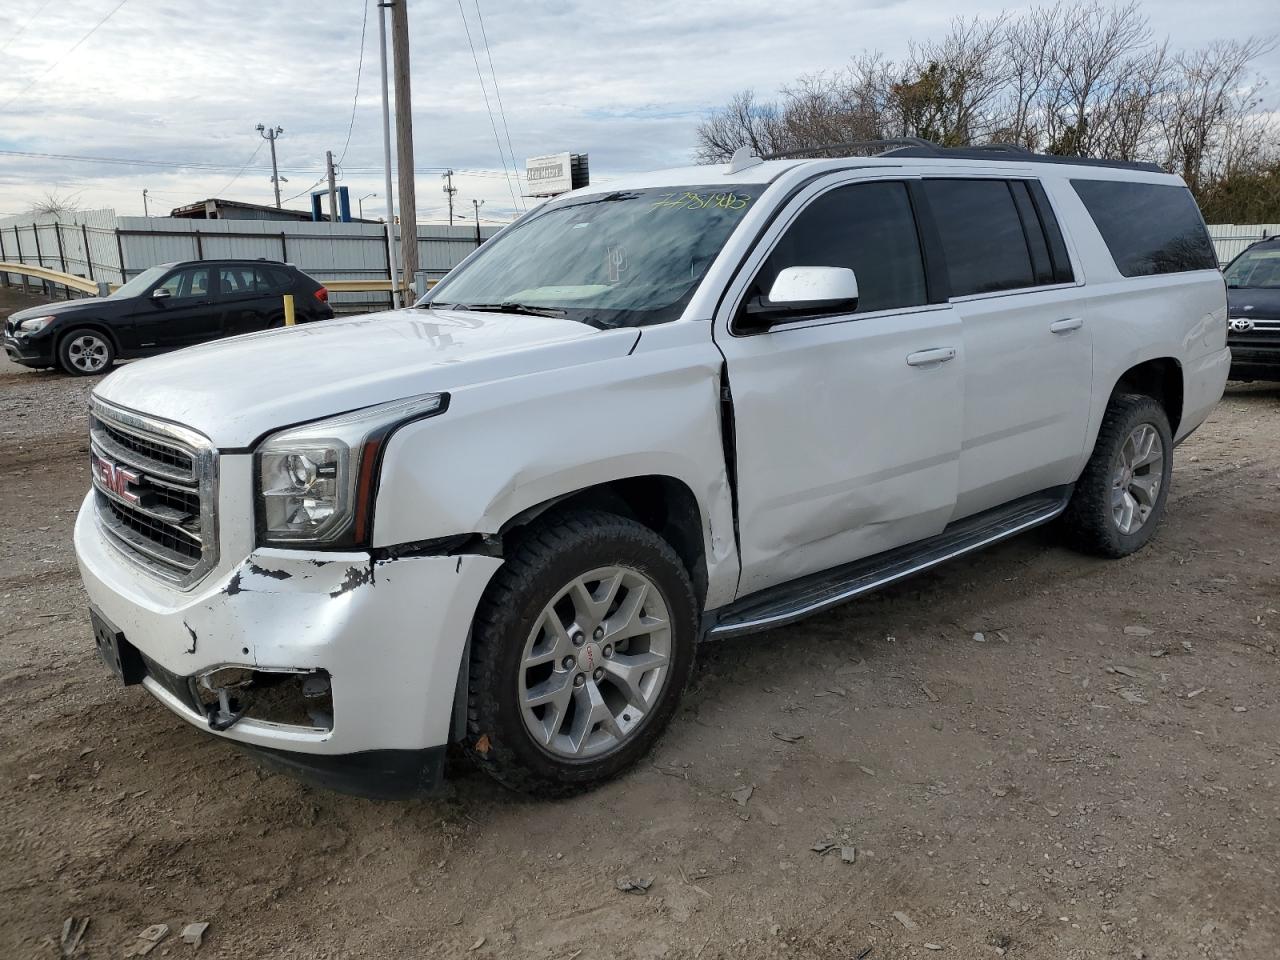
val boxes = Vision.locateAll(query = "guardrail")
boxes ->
[0,261,106,296]
[0,262,434,301]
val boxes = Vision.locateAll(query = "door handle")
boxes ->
[1050,317,1083,334]
[906,347,957,367]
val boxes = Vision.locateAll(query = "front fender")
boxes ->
[370,324,740,609]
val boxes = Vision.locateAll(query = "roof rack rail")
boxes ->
[762,136,1165,173]
[762,137,937,160]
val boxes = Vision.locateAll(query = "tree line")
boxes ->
[695,2,1278,222]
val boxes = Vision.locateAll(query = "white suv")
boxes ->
[75,142,1230,798]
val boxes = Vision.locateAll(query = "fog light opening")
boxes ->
[195,667,333,733]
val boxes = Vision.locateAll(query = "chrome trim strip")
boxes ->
[89,423,194,484]
[89,396,219,591]
[708,501,1067,639]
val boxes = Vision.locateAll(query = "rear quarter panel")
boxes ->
[1043,174,1228,454]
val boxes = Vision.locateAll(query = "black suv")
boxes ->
[3,259,333,376]
[1224,237,1280,382]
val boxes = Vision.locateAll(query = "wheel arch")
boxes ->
[1110,356,1183,437]
[57,320,121,354]
[497,474,709,607]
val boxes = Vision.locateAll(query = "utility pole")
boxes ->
[257,123,284,208]
[442,170,457,226]
[389,0,418,288]
[325,150,339,222]
[141,189,149,217]
[358,193,376,220]
[471,199,483,247]
[376,1,400,307]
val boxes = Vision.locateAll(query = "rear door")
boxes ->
[920,177,1092,519]
[714,174,964,598]
[129,265,223,352]
[218,265,276,337]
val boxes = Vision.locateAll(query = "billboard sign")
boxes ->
[526,152,574,197]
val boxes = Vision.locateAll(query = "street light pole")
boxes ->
[471,198,483,247]
[142,189,149,217]
[256,123,284,209]
[376,1,400,307]
[358,193,376,220]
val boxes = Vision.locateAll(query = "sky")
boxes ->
[0,0,1276,224]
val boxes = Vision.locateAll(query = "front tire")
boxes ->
[465,509,698,796]
[1062,393,1173,558]
[58,328,115,376]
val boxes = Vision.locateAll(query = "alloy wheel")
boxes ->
[1111,423,1164,535]
[67,334,110,373]
[517,565,672,759]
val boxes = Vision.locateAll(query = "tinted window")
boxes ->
[924,179,1035,296]
[1071,179,1217,277]
[753,181,927,314]
[261,267,295,293]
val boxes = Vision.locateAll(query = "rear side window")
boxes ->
[753,180,928,314]
[1070,180,1217,277]
[258,267,295,294]
[923,180,1035,296]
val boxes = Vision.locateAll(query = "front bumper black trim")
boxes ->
[230,741,447,800]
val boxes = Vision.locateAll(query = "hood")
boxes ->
[1227,287,1280,322]
[9,297,112,322]
[94,308,640,447]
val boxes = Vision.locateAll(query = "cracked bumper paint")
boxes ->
[74,492,502,762]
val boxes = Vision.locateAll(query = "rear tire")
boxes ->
[1062,393,1173,558]
[465,509,697,797]
[57,328,115,376]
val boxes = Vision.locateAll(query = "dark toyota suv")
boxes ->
[1224,237,1280,382]
[3,259,333,376]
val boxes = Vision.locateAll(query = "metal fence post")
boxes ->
[82,223,94,281]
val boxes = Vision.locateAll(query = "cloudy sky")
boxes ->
[0,0,1276,224]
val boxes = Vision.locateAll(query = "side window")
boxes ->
[256,267,293,294]
[218,267,258,295]
[1071,179,1217,277]
[752,180,928,315]
[923,179,1035,296]
[156,267,211,299]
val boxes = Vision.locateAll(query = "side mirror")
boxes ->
[741,266,858,330]
[152,288,171,300]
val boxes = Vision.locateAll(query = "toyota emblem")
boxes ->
[1229,318,1254,332]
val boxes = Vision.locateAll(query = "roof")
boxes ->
[169,197,322,219]
[569,140,1179,198]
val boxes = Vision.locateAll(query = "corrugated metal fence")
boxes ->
[2,210,1274,310]
[0,210,499,312]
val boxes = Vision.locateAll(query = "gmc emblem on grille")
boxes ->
[92,453,142,504]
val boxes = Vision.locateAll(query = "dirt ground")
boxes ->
[1,285,1277,960]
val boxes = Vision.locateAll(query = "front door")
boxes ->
[714,176,965,598]
[130,265,223,352]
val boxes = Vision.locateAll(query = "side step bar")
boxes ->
[705,486,1072,640]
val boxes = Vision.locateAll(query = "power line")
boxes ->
[0,0,54,55]
[0,148,521,180]
[473,0,525,213]
[455,0,521,214]
[212,141,265,197]
[0,0,131,111]
[336,0,370,166]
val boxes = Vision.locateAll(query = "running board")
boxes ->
[705,486,1072,640]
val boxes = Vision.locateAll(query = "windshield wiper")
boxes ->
[457,302,568,319]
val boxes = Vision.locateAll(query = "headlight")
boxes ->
[16,316,55,335]
[256,392,447,546]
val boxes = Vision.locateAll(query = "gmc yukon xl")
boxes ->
[74,142,1230,798]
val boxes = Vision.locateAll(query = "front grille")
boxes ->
[90,399,218,588]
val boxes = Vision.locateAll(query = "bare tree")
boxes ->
[25,190,82,220]
[694,90,785,163]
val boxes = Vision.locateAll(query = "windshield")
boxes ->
[1225,245,1280,289]
[423,185,765,328]
[111,265,170,299]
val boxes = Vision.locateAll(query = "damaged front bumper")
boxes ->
[74,492,502,799]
